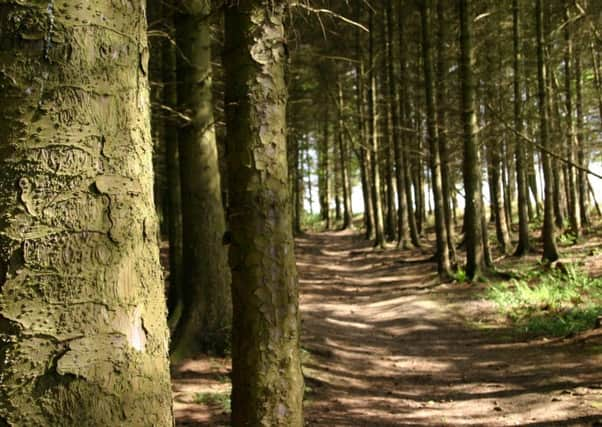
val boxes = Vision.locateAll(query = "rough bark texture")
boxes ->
[171,0,232,359]
[459,0,486,279]
[0,1,173,425]
[224,1,304,425]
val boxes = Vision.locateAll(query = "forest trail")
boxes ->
[298,230,602,427]
[173,229,602,426]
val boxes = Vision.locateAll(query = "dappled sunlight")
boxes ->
[298,231,602,426]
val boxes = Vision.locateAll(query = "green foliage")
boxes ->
[486,266,602,337]
[194,392,231,414]
[301,213,325,231]
[453,267,468,283]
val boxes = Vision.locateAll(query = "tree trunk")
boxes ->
[421,0,451,278]
[459,0,486,279]
[369,7,386,248]
[387,1,410,248]
[224,1,304,424]
[163,1,184,322]
[563,1,580,238]
[0,1,173,424]
[172,0,232,359]
[513,0,530,255]
[399,1,421,247]
[536,0,560,262]
[575,51,589,226]
[337,81,353,229]
[435,0,456,264]
[319,109,330,228]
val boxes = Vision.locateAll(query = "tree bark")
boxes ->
[337,81,353,229]
[0,1,173,424]
[421,0,451,278]
[172,0,232,359]
[536,0,560,262]
[459,0,486,278]
[224,1,304,424]
[513,0,530,255]
[435,0,456,263]
[563,0,580,238]
[575,51,589,226]
[163,1,184,323]
[368,7,386,248]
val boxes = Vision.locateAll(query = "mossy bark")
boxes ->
[171,0,232,358]
[0,1,173,425]
[224,1,304,425]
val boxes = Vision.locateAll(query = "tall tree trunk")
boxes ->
[369,7,386,248]
[381,27,396,240]
[388,1,410,248]
[293,135,303,233]
[172,0,232,359]
[575,51,589,226]
[0,1,173,424]
[337,81,353,229]
[485,45,511,254]
[163,2,184,321]
[435,0,456,264]
[224,1,304,424]
[536,0,560,262]
[420,0,451,278]
[513,0,530,255]
[459,0,486,279]
[319,109,330,228]
[399,1,421,247]
[563,1,580,238]
[354,9,374,238]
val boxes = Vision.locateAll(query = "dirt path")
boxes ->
[298,230,602,426]
[173,229,602,426]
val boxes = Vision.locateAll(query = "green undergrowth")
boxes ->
[486,265,602,337]
[194,392,231,414]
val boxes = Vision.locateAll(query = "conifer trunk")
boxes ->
[224,1,304,424]
[420,0,451,278]
[536,0,560,262]
[459,0,486,279]
[172,0,232,358]
[0,1,173,424]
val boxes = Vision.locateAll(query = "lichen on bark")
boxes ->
[0,1,173,425]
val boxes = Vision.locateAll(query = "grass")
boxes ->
[485,265,602,337]
[194,391,231,414]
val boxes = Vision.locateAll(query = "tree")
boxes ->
[171,0,232,359]
[536,0,560,263]
[420,0,452,278]
[513,0,531,256]
[224,0,304,425]
[459,0,486,279]
[0,1,173,424]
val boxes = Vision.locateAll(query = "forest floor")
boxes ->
[172,228,602,426]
